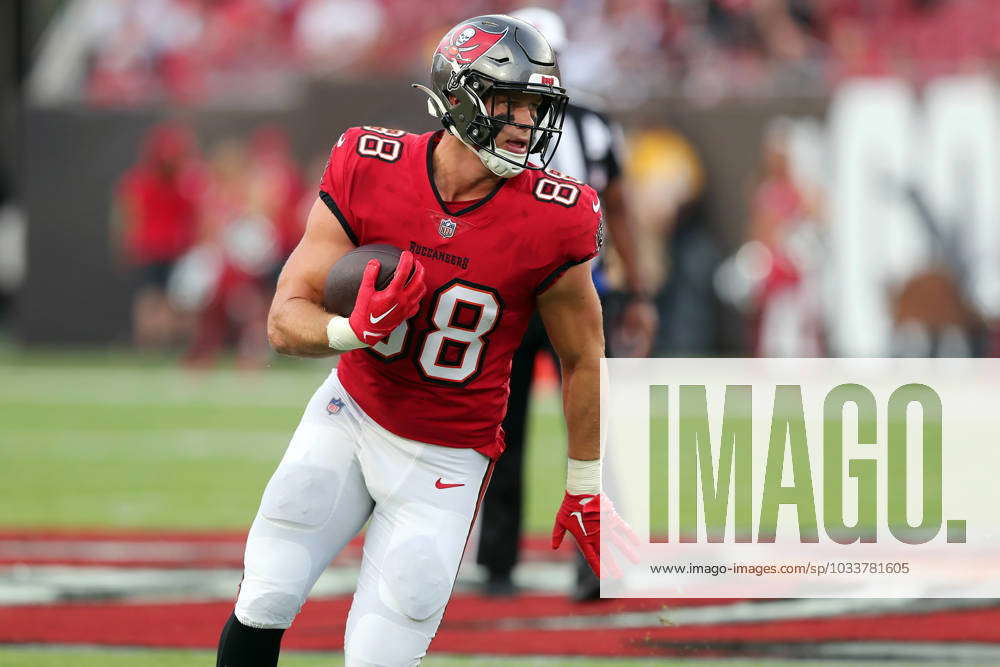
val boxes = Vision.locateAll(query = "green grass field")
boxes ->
[0,348,583,665]
[0,348,956,667]
[0,348,567,532]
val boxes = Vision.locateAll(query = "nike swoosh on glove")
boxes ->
[551,492,641,578]
[348,251,426,345]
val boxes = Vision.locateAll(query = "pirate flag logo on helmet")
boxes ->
[436,24,507,66]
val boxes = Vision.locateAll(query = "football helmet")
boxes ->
[414,14,568,178]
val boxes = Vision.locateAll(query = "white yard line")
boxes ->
[0,561,574,606]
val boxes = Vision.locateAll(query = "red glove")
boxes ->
[349,251,425,346]
[552,492,640,578]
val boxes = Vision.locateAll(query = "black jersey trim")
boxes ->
[319,189,359,246]
[535,253,597,295]
[425,131,506,217]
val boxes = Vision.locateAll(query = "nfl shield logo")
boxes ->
[326,397,345,415]
[438,218,456,238]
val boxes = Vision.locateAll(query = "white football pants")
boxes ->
[234,369,492,666]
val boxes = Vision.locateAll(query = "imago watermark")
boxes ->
[600,359,1000,598]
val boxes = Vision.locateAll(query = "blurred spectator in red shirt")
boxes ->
[115,122,204,348]
[182,136,279,368]
[247,125,307,274]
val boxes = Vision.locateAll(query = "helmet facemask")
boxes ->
[455,73,567,178]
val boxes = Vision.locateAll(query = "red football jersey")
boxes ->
[319,126,603,459]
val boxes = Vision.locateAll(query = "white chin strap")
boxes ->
[476,146,525,178]
[443,121,526,179]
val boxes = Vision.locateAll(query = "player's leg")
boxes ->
[218,371,375,666]
[476,312,546,593]
[216,614,283,667]
[344,429,491,666]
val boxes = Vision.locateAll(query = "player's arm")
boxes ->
[538,261,604,463]
[603,180,643,298]
[267,197,357,357]
[268,197,426,358]
[604,178,657,357]
[538,261,610,573]
[541,263,641,577]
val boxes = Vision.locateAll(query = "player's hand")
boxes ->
[611,298,658,357]
[349,251,426,346]
[551,492,641,578]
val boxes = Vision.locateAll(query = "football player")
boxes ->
[217,15,608,667]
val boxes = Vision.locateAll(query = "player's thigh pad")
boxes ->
[237,373,373,629]
[345,504,471,665]
[345,437,489,664]
[378,501,470,621]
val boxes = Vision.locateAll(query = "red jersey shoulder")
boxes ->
[319,126,424,244]
[516,167,604,265]
[320,126,422,199]
[327,125,419,169]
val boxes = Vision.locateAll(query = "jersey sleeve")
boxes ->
[536,184,604,294]
[318,127,364,246]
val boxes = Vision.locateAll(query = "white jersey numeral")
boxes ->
[369,321,409,359]
[366,280,502,385]
[357,134,402,162]
[534,177,580,207]
[417,282,500,383]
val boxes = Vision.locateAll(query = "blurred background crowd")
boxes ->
[2,0,999,363]
[22,0,1000,107]
[111,121,313,366]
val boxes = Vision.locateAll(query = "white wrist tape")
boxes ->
[326,316,366,351]
[566,458,601,495]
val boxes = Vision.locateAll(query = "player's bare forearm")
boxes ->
[544,264,604,569]
[603,180,647,295]
[560,357,601,461]
[603,180,658,356]
[538,261,605,461]
[267,295,342,358]
[266,197,357,357]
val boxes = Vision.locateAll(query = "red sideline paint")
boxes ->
[0,596,997,656]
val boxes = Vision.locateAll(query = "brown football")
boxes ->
[323,244,403,316]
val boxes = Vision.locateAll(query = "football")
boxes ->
[323,243,404,316]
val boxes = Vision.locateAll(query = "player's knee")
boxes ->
[345,613,427,666]
[239,536,313,628]
[235,590,302,629]
[382,533,453,621]
[260,462,339,529]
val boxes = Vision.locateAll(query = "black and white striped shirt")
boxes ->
[549,103,625,292]
[549,103,624,196]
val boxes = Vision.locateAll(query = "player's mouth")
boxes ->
[503,138,529,154]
